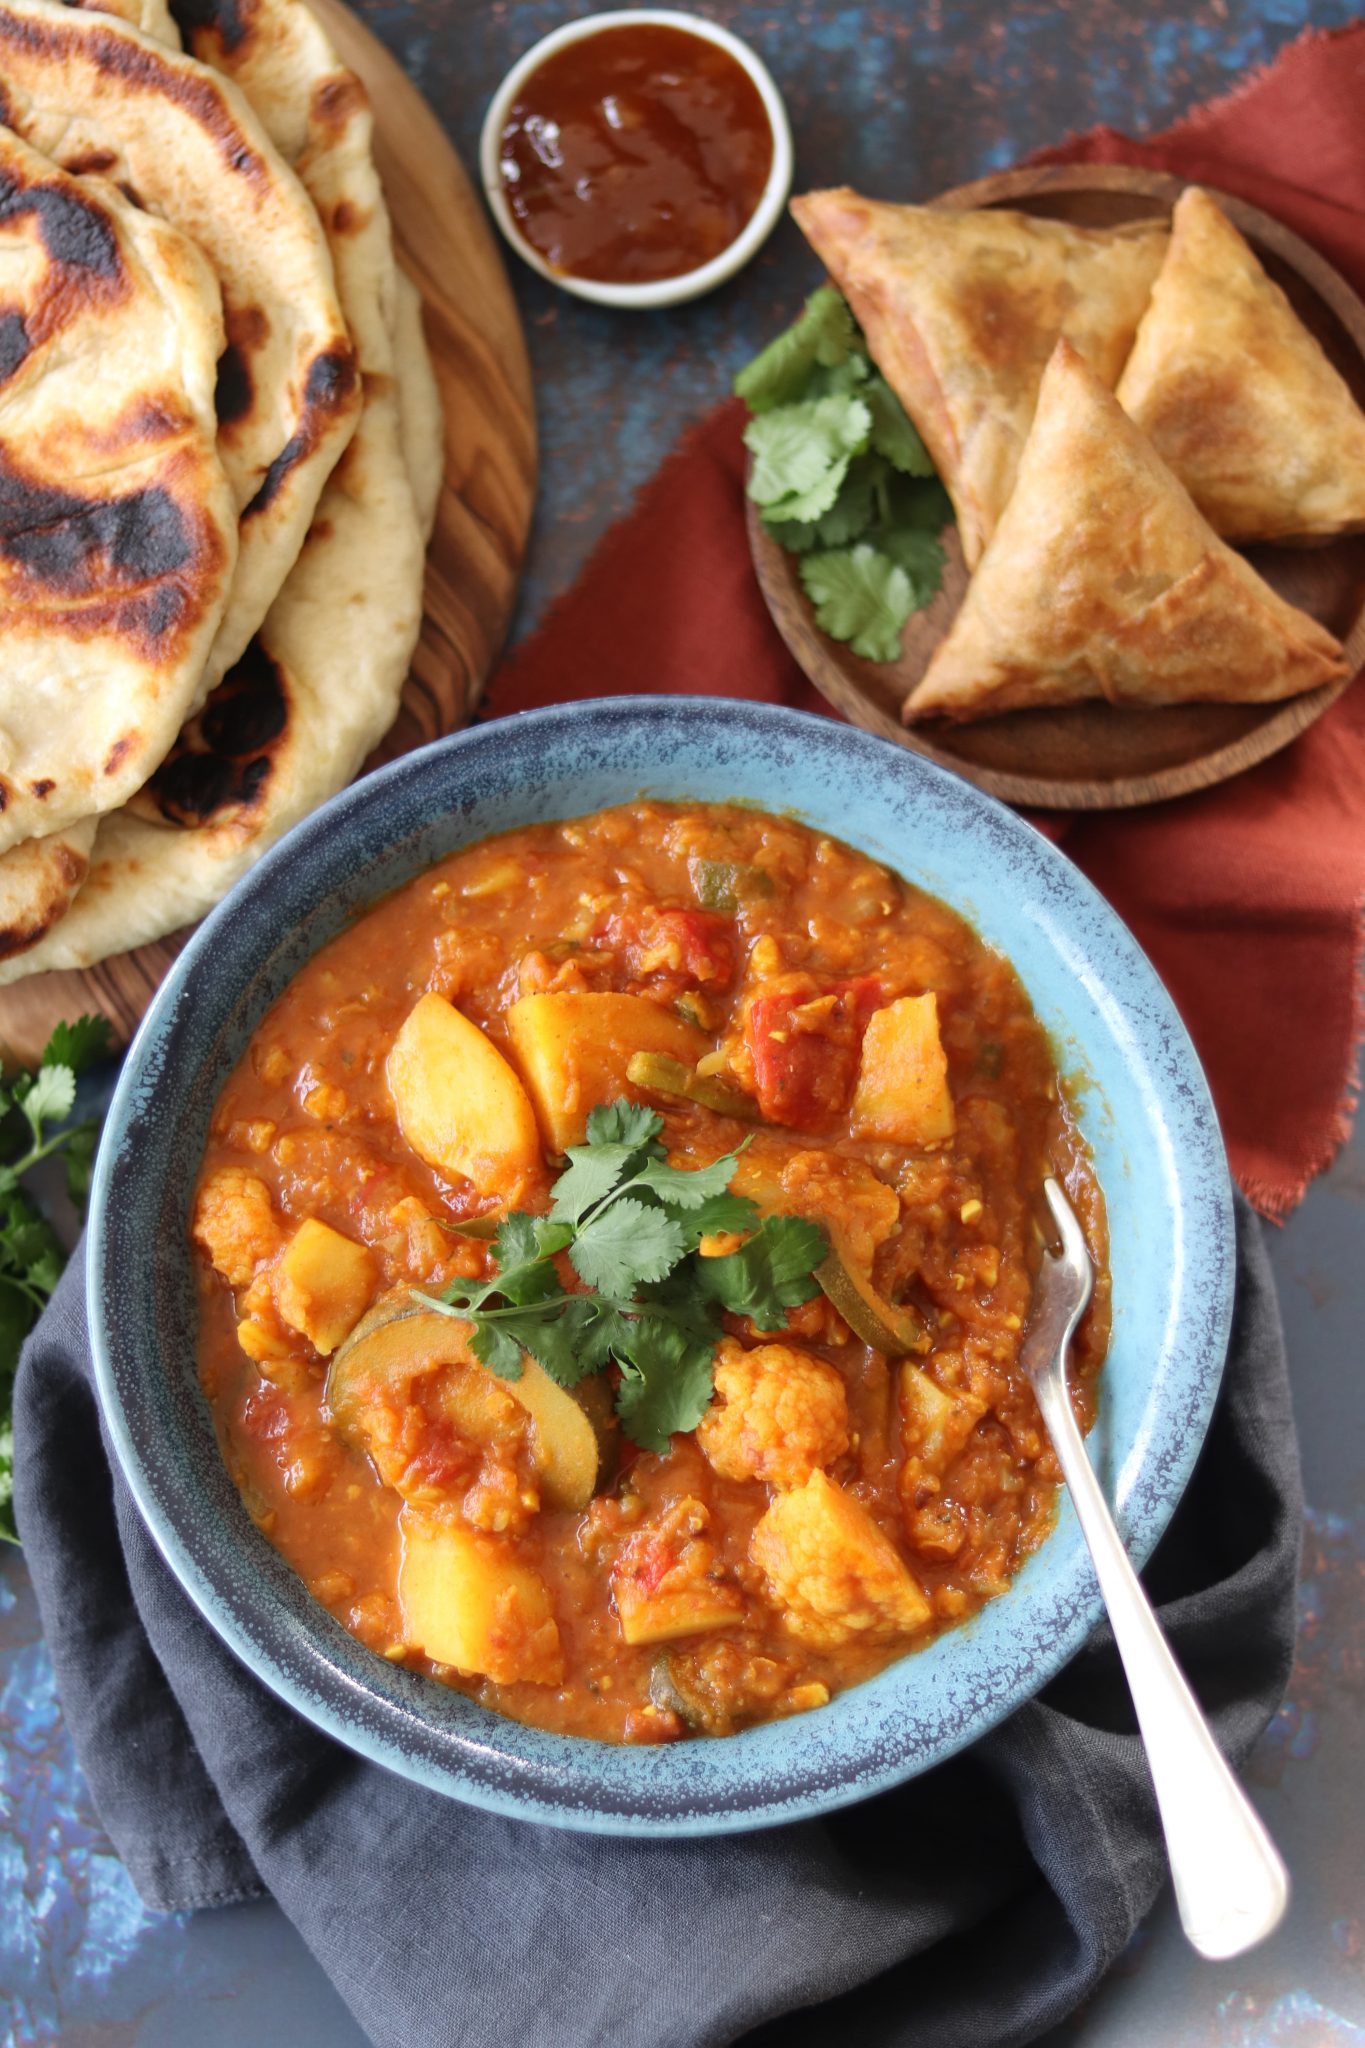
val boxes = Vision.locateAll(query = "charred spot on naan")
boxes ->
[168,0,254,56]
[0,163,122,274]
[0,160,138,387]
[215,303,269,426]
[244,348,357,514]
[0,436,231,652]
[140,637,288,827]
[311,71,368,138]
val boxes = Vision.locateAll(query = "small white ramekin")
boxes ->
[479,9,794,310]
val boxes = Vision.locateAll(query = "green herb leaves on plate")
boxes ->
[0,1013,112,1542]
[735,285,954,662]
[416,1099,827,1455]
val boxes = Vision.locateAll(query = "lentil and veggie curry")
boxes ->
[192,802,1110,1744]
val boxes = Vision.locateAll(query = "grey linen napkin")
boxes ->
[14,1191,1300,2048]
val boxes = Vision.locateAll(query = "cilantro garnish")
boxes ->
[415,1101,827,1455]
[734,288,953,663]
[0,1014,112,1542]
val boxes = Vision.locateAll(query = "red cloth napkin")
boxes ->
[487,25,1365,1220]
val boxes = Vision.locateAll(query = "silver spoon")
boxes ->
[1021,1176,1290,1960]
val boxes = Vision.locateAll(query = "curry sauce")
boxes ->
[191,802,1110,1744]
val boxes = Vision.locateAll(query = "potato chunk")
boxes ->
[615,1582,746,1648]
[851,993,955,1146]
[751,1470,931,1646]
[505,992,707,1150]
[899,1362,987,1476]
[273,1218,376,1356]
[697,1338,849,1490]
[192,1167,284,1289]
[399,1511,563,1685]
[387,992,543,1203]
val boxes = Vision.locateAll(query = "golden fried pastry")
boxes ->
[906,339,1346,723]
[1116,185,1365,542]
[790,187,1167,566]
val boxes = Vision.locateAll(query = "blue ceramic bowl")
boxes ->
[89,697,1235,1835]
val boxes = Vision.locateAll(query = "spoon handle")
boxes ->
[1031,1367,1290,1960]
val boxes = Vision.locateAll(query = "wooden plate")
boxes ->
[750,164,1365,811]
[0,0,536,1068]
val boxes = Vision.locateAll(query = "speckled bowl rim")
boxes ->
[88,697,1235,1836]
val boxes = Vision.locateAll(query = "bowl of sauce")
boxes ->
[480,10,793,308]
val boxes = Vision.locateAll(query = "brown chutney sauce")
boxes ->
[498,23,775,284]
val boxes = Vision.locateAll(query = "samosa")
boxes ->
[790,188,1167,566]
[1116,185,1365,541]
[906,339,1346,724]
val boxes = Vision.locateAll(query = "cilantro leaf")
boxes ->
[614,1317,717,1453]
[550,1142,648,1226]
[491,1213,571,1302]
[40,1014,112,1077]
[764,454,882,552]
[22,1064,75,1133]
[0,1020,112,1542]
[805,353,870,400]
[883,472,954,534]
[744,395,870,511]
[799,545,918,664]
[864,374,934,476]
[877,527,945,604]
[63,1122,99,1209]
[468,1319,526,1379]
[732,285,859,411]
[695,1215,829,1332]
[586,1100,664,1150]
[571,1196,687,1299]
[684,1190,762,1244]
[519,1296,605,1388]
[630,1147,748,1211]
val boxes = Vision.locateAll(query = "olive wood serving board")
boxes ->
[750,163,1365,811]
[0,0,536,1069]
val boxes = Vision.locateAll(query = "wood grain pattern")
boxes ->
[751,164,1365,811]
[0,0,536,1069]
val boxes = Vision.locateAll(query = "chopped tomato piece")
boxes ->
[745,975,881,1129]
[592,906,736,992]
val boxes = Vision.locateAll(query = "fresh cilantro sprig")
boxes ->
[415,1100,827,1454]
[0,1014,112,1542]
[734,285,954,662]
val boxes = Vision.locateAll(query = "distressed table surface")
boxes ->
[4,3,1364,2044]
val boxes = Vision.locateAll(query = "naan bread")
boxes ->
[0,0,360,702]
[0,402,425,979]
[0,0,425,979]
[162,0,443,539]
[0,121,235,860]
[0,816,96,961]
[790,188,1168,567]
[1116,186,1365,542]
[65,0,178,38]
[906,339,1346,723]
[393,269,443,542]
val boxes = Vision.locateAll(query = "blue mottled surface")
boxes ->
[3,0,1364,2039]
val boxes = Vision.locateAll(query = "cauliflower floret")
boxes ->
[751,1469,931,1647]
[697,1338,849,1490]
[192,1168,284,1289]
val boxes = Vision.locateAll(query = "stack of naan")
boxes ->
[792,185,1361,723]
[0,0,438,982]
